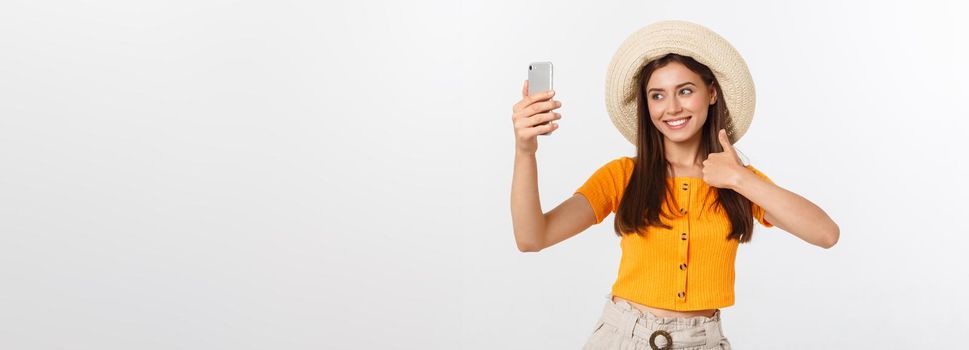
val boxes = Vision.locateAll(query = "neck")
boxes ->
[663,133,702,168]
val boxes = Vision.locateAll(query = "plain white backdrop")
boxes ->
[1,0,967,349]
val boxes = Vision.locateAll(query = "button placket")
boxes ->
[675,180,692,304]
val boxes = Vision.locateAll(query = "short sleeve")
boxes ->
[745,164,775,228]
[573,157,631,225]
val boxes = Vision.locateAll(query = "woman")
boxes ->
[509,20,839,350]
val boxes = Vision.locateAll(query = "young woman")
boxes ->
[510,21,839,350]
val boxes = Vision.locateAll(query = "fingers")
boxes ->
[516,112,561,137]
[516,111,562,129]
[513,88,555,113]
[513,98,561,121]
[541,121,558,135]
[523,120,559,138]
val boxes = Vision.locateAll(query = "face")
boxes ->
[644,61,717,144]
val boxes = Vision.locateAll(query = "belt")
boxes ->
[600,296,724,350]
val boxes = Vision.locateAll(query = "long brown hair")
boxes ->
[613,53,756,243]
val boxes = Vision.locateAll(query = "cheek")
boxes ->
[685,99,709,112]
[646,103,663,120]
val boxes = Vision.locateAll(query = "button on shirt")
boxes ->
[574,156,774,311]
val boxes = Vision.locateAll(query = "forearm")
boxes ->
[729,169,840,248]
[510,151,547,252]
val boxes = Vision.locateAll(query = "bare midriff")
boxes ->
[612,295,718,318]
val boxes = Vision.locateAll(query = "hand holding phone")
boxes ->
[511,62,562,154]
[527,62,555,135]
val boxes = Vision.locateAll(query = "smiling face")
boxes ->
[644,61,718,144]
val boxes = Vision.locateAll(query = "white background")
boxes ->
[1,0,967,349]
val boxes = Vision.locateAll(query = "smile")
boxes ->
[664,116,691,129]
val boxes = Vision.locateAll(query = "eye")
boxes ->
[650,88,693,100]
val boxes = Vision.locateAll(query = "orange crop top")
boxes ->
[574,156,774,311]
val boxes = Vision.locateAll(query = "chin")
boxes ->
[660,129,701,143]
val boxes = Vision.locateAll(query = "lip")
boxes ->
[663,116,691,130]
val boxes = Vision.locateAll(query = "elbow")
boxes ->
[819,224,840,249]
[514,225,547,252]
[516,237,544,253]
[517,241,542,253]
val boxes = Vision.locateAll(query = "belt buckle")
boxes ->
[649,329,672,350]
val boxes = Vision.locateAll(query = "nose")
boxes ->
[666,95,683,116]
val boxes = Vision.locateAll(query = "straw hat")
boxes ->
[605,20,756,146]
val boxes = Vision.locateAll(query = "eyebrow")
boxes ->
[647,81,696,93]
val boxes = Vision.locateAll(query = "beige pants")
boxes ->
[582,293,732,350]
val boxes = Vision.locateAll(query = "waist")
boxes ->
[611,295,718,318]
[599,293,725,349]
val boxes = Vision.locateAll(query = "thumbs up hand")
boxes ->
[702,129,747,189]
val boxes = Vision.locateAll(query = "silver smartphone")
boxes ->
[527,62,553,134]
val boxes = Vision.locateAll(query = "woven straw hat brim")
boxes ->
[605,20,755,146]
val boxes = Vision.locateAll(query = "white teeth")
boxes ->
[666,118,689,126]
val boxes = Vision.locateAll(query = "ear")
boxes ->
[709,87,718,105]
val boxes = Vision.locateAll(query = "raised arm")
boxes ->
[511,152,597,252]
[511,79,591,252]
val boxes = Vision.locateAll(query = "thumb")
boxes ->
[718,129,735,153]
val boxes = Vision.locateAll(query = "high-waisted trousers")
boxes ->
[581,293,731,350]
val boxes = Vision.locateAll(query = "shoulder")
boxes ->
[584,156,636,182]
[615,155,636,168]
[602,156,636,174]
